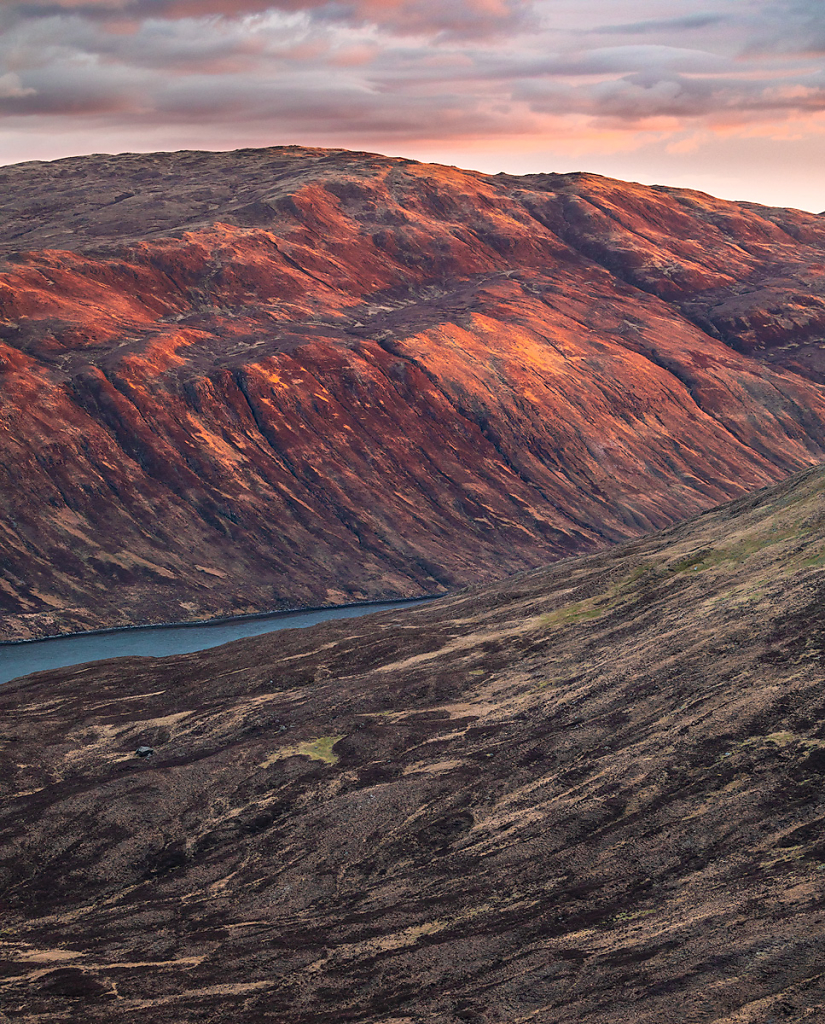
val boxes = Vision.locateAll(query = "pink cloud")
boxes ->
[15,0,530,36]
[2,1,824,212]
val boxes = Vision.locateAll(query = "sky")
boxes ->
[0,0,823,211]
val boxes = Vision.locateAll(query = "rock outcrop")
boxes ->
[2,148,825,638]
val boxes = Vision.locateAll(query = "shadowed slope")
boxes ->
[2,149,825,637]
[2,466,825,1021]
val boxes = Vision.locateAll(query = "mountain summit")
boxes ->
[2,147,825,638]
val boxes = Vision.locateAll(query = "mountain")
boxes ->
[2,147,825,639]
[3,464,825,1021]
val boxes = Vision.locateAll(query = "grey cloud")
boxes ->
[2,0,825,151]
[742,0,825,54]
[515,67,825,122]
[589,14,729,36]
[8,0,532,38]
[0,71,35,97]
[0,9,321,82]
[365,42,728,90]
[531,45,727,77]
[152,74,488,136]
[0,13,520,138]
[12,2,293,17]
[0,61,146,115]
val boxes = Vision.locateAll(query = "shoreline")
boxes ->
[0,592,449,649]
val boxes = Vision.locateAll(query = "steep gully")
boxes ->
[1,147,825,638]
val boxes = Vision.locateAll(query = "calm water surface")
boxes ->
[0,598,436,686]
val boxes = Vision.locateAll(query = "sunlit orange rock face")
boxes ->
[1,147,825,639]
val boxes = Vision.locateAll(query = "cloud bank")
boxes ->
[1,0,823,209]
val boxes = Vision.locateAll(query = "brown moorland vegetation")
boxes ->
[2,465,825,1021]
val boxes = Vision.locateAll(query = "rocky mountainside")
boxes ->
[3,465,825,1021]
[2,147,825,638]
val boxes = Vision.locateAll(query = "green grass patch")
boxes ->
[669,529,802,575]
[670,549,714,573]
[539,602,605,629]
[800,546,825,568]
[611,908,657,924]
[619,564,656,587]
[538,564,661,631]
[765,732,797,747]
[299,735,344,764]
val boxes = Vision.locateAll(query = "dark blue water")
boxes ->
[0,598,436,686]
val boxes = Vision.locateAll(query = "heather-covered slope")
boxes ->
[2,148,825,638]
[3,466,825,1022]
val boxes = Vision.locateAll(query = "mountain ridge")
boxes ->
[2,146,825,639]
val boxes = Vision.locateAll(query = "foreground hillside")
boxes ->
[2,466,825,1022]
[1,149,825,638]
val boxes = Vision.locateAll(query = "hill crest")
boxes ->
[2,146,825,638]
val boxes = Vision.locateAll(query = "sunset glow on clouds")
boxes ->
[1,0,823,210]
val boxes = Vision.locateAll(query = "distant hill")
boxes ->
[2,147,825,638]
[3,463,825,1020]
